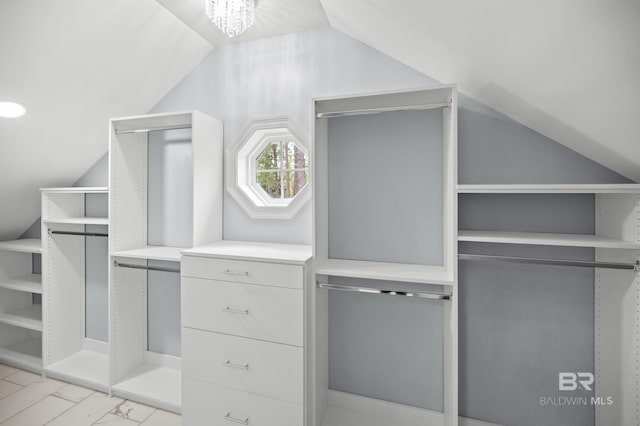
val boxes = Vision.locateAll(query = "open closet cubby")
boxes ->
[109,111,223,412]
[313,85,459,426]
[0,238,42,372]
[458,184,640,250]
[457,184,640,425]
[42,187,110,390]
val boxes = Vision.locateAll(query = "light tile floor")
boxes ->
[0,364,181,426]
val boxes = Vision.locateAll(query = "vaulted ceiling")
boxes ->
[0,0,638,239]
[158,0,640,182]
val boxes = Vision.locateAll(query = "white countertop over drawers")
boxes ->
[182,240,312,265]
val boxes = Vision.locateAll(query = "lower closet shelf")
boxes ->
[45,349,109,391]
[0,305,42,331]
[0,336,42,372]
[112,363,181,413]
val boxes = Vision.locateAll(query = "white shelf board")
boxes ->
[0,305,42,332]
[40,187,108,194]
[112,246,184,262]
[0,274,43,294]
[45,349,109,391]
[0,239,42,254]
[0,336,42,373]
[458,230,640,249]
[183,240,312,265]
[111,111,192,133]
[112,364,181,413]
[316,259,455,285]
[44,217,109,226]
[457,184,640,194]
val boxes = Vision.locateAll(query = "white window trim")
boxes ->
[226,117,311,219]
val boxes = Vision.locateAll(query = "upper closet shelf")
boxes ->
[316,259,455,286]
[111,246,183,262]
[0,239,42,254]
[40,187,108,194]
[457,184,640,194]
[111,111,192,134]
[0,275,43,294]
[44,218,109,226]
[459,230,640,250]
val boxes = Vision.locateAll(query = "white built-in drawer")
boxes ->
[182,277,303,346]
[182,328,303,404]
[183,378,303,426]
[182,256,303,289]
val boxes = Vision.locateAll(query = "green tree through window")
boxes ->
[256,141,309,199]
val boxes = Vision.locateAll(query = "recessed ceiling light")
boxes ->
[0,102,26,118]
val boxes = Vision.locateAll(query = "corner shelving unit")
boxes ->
[313,86,458,426]
[0,238,42,372]
[42,187,110,391]
[457,183,640,425]
[109,111,223,412]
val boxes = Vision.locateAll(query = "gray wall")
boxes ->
[459,195,599,426]
[328,110,444,265]
[145,128,193,356]
[84,194,108,342]
[27,29,631,426]
[148,129,194,248]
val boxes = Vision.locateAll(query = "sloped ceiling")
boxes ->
[1,0,638,240]
[319,0,640,181]
[0,0,212,240]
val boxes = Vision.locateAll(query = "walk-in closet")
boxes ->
[1,4,638,425]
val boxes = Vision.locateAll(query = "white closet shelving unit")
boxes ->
[313,85,458,426]
[0,239,42,372]
[109,111,223,412]
[457,183,640,425]
[42,187,110,390]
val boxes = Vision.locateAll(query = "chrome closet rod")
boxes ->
[315,102,451,119]
[115,124,191,135]
[113,260,180,274]
[48,229,108,238]
[316,280,451,301]
[458,254,639,271]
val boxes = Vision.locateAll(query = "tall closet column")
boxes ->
[313,85,458,426]
[108,111,223,412]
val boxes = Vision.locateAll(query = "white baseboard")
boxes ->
[323,390,502,426]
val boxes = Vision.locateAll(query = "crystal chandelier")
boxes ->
[206,0,256,38]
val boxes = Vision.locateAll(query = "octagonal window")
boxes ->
[226,117,311,219]
[256,141,309,199]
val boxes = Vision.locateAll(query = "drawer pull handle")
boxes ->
[223,306,249,315]
[223,269,249,276]
[223,360,250,370]
[223,413,249,425]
